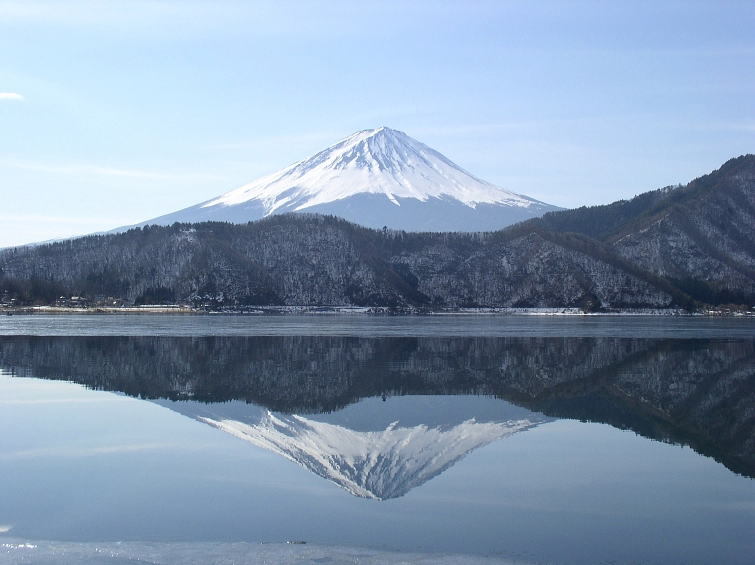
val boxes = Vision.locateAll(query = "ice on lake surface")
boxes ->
[0,315,753,564]
[0,539,524,565]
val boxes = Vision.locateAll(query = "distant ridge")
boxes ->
[1,155,752,310]
[127,127,560,232]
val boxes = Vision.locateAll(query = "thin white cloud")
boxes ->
[212,130,343,152]
[0,158,225,182]
[417,118,755,138]
[0,92,24,101]
[0,1,409,40]
[411,116,634,138]
[0,525,12,533]
[696,121,755,133]
[0,214,132,226]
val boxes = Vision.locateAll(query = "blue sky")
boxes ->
[1,0,753,247]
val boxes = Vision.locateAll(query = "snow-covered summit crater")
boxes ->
[129,127,561,232]
[204,126,538,213]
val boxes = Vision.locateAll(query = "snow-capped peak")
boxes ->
[201,127,540,214]
[127,126,561,232]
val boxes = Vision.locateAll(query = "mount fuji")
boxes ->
[135,127,561,232]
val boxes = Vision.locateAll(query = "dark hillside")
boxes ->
[1,156,752,310]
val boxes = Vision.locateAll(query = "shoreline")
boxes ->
[1,305,753,317]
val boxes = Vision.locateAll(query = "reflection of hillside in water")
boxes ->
[0,335,753,479]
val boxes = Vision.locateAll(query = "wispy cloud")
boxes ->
[0,92,24,101]
[696,121,755,133]
[0,158,225,182]
[0,214,140,248]
[0,1,412,40]
[210,129,347,152]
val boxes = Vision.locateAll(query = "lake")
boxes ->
[0,314,753,564]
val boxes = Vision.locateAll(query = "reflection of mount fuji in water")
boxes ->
[162,396,548,499]
[0,335,753,478]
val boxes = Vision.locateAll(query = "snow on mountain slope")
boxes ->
[134,127,560,232]
[205,127,535,211]
[161,398,547,500]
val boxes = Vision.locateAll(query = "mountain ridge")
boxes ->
[128,127,560,232]
[525,154,755,303]
[1,154,753,310]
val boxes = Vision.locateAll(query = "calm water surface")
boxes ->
[0,315,753,564]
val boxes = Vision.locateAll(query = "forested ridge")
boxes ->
[1,155,753,310]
